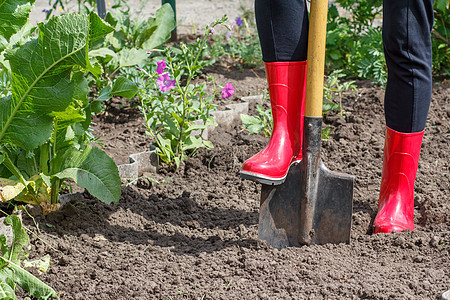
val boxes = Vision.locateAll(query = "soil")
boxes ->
[10,1,447,299]
[17,56,449,300]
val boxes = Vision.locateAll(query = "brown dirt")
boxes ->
[21,63,449,299]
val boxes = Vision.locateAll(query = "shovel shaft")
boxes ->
[305,0,329,118]
[256,0,355,248]
[96,0,106,19]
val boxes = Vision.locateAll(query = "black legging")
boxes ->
[255,0,434,133]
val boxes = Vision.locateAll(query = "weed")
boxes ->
[323,70,358,115]
[240,104,273,138]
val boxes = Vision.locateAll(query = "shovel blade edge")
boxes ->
[306,161,355,245]
[258,161,354,248]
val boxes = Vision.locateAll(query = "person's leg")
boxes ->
[240,0,309,185]
[374,0,434,233]
[383,0,434,133]
[255,0,309,62]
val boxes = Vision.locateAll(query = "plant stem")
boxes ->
[50,178,60,205]
[40,144,50,175]
[2,152,27,186]
[0,209,59,253]
[139,96,167,166]
[168,58,188,158]
[52,117,58,159]
[175,30,211,158]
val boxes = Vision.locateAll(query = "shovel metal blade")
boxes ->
[258,117,354,248]
[297,158,355,245]
[259,164,303,249]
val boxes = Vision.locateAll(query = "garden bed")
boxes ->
[21,64,449,299]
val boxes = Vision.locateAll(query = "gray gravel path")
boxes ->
[30,0,252,34]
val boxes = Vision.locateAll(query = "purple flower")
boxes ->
[226,30,232,39]
[156,59,166,74]
[157,73,176,92]
[210,28,215,35]
[42,9,50,14]
[222,83,234,98]
[236,17,243,26]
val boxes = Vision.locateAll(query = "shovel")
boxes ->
[258,0,355,248]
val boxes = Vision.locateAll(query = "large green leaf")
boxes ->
[434,0,447,12]
[140,3,176,50]
[115,48,149,68]
[240,114,264,134]
[0,14,91,151]
[2,215,29,264]
[0,280,15,300]
[0,215,57,299]
[52,146,120,204]
[0,0,35,52]
[111,76,138,99]
[89,48,117,61]
[88,11,114,43]
[0,258,58,299]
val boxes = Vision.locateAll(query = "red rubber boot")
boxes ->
[373,126,424,233]
[240,61,307,185]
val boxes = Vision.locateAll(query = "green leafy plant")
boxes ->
[0,8,121,212]
[171,39,217,77]
[327,0,448,82]
[240,70,350,138]
[334,0,382,34]
[137,17,230,169]
[103,3,175,52]
[0,70,10,99]
[323,70,357,115]
[85,4,176,111]
[354,27,386,85]
[326,4,386,85]
[240,104,273,138]
[0,214,58,299]
[432,0,449,76]
[321,126,331,140]
[325,5,354,73]
[211,17,263,69]
[0,0,35,53]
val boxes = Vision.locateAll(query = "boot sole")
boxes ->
[240,160,301,185]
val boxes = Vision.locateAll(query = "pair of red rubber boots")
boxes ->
[240,62,424,234]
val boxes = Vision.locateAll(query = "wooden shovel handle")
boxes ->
[305,0,329,118]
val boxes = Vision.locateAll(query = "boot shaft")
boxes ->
[374,126,425,233]
[380,127,424,192]
[265,61,307,152]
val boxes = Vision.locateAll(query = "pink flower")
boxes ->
[222,83,234,98]
[156,59,166,74]
[157,73,176,92]
[230,20,236,30]
[210,28,215,35]
[226,20,236,39]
